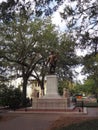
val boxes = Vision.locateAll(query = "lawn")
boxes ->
[49,117,98,130]
[56,119,98,130]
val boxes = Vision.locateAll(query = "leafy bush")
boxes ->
[0,84,22,110]
[8,87,23,109]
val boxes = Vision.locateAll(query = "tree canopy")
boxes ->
[1,0,98,101]
[0,0,64,22]
[60,0,98,84]
[60,0,98,39]
[0,9,78,105]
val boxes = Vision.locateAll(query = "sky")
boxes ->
[0,0,7,3]
[51,1,67,32]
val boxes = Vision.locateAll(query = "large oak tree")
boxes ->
[0,0,79,105]
[0,8,62,105]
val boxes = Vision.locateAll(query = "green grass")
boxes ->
[57,119,98,130]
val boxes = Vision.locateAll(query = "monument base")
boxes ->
[32,75,69,111]
[32,98,68,110]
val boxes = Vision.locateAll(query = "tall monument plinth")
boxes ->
[43,75,61,98]
[32,75,68,111]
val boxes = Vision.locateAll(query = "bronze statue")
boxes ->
[46,51,58,74]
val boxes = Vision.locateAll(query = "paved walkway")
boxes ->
[0,108,98,130]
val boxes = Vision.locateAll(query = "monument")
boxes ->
[32,51,69,111]
[46,51,58,75]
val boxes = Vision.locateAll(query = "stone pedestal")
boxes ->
[32,98,67,110]
[32,75,68,110]
[43,75,61,98]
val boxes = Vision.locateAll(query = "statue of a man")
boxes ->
[46,51,58,74]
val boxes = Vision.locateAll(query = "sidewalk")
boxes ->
[0,107,98,130]
[86,107,98,117]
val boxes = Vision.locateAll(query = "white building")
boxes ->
[9,77,46,99]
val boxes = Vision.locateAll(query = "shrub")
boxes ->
[0,85,22,110]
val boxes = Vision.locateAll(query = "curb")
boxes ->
[8,107,88,114]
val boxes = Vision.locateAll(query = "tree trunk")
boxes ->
[41,76,45,95]
[22,76,28,107]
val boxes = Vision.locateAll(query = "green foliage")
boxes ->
[60,1,98,40]
[83,78,98,96]
[57,34,79,80]
[0,9,78,105]
[72,76,98,97]
[0,0,63,22]
[58,81,67,95]
[82,53,98,96]
[0,84,22,109]
[58,80,75,95]
[0,14,61,105]
[60,1,98,88]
